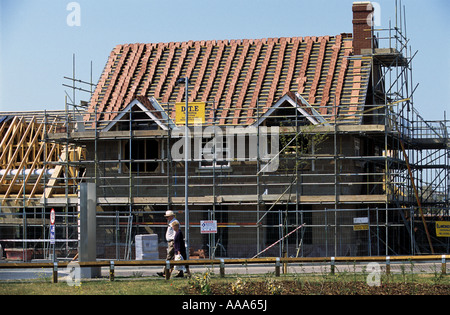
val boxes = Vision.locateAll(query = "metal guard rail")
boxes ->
[0,255,447,282]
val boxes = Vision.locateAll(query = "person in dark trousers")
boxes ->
[157,210,179,277]
[172,221,191,278]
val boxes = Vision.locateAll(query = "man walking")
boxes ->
[157,210,179,277]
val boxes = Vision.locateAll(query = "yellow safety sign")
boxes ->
[175,102,205,125]
[353,224,369,231]
[436,221,450,237]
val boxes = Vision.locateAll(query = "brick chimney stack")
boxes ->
[352,1,374,55]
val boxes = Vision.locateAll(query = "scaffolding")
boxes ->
[0,4,449,261]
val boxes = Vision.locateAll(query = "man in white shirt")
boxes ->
[157,210,179,277]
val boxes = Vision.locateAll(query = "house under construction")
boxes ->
[0,2,449,261]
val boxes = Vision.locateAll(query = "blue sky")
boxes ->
[0,0,449,120]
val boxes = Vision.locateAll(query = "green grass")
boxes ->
[0,272,448,295]
[0,277,188,295]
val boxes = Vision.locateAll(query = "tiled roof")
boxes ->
[84,34,371,126]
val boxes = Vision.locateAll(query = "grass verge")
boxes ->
[0,272,449,295]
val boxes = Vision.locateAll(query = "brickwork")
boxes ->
[352,2,374,55]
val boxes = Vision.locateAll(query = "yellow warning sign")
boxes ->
[436,221,450,237]
[353,224,369,231]
[175,102,205,125]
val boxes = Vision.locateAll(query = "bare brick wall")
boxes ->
[352,2,374,55]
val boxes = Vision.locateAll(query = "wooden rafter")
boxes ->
[43,148,67,199]
[3,122,43,200]
[0,114,86,206]
[0,117,35,185]
[27,141,57,202]
[0,116,22,167]
[24,117,59,203]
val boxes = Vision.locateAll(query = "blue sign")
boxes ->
[50,225,55,245]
